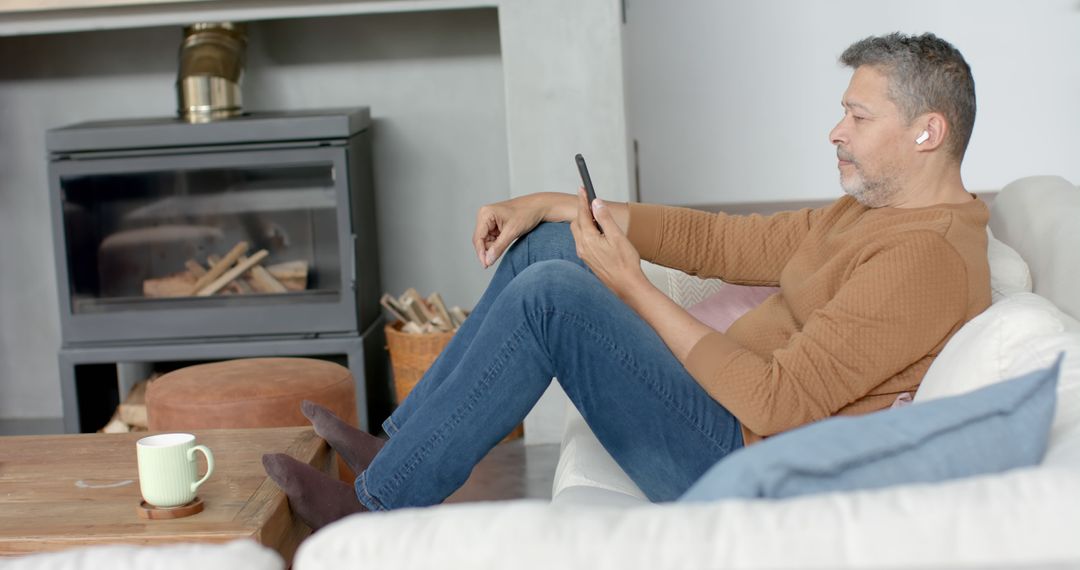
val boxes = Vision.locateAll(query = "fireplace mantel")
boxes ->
[0,0,633,203]
[0,0,497,36]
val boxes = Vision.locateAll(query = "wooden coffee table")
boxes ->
[0,426,329,563]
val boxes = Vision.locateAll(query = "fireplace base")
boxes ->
[57,320,389,433]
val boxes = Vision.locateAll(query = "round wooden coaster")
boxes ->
[136,496,204,520]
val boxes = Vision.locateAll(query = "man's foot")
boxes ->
[262,453,368,530]
[301,400,386,473]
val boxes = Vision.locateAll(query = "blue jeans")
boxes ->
[356,222,743,508]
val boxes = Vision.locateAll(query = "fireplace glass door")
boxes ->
[49,145,363,344]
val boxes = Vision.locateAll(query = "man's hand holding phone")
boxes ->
[575,153,603,233]
[569,155,645,301]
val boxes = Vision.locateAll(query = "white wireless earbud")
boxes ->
[915,131,930,145]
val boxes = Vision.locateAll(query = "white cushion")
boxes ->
[1002,332,1080,470]
[3,540,282,570]
[298,468,1080,570]
[915,293,1067,403]
[915,292,1080,469]
[987,226,1032,302]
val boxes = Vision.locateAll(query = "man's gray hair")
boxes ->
[841,32,976,161]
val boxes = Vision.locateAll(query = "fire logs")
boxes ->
[142,241,308,298]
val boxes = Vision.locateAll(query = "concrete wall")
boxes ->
[625,0,1080,206]
[0,9,510,418]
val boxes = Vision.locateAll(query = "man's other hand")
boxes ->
[472,197,547,269]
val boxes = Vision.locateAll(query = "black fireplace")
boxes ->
[46,109,387,432]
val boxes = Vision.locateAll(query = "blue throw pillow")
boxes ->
[680,354,1062,502]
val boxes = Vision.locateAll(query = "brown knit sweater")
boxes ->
[626,195,991,445]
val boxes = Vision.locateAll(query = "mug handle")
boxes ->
[187,444,215,493]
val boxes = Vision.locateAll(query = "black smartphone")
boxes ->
[574,153,602,232]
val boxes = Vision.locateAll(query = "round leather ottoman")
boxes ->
[146,357,357,431]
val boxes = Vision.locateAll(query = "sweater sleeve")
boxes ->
[683,230,969,437]
[626,202,817,285]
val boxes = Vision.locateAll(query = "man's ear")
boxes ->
[915,113,948,151]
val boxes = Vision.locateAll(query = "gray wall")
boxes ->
[625,0,1080,206]
[0,9,509,418]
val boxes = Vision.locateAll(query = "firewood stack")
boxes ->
[142,241,307,297]
[381,288,469,334]
[100,377,156,433]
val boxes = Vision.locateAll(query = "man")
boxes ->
[263,32,989,528]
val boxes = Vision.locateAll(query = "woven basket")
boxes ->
[385,321,455,405]
[384,320,523,441]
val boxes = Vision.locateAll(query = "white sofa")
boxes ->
[552,175,1080,510]
[295,175,1080,569]
[8,176,1079,569]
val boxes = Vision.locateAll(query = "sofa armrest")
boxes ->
[551,404,647,505]
[990,175,1080,322]
[297,468,1080,569]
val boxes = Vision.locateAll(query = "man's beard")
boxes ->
[838,154,901,208]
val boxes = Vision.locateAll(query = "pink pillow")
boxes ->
[687,285,779,333]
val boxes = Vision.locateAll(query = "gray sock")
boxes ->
[261,453,368,530]
[301,400,386,473]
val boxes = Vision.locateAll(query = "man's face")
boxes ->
[829,66,913,207]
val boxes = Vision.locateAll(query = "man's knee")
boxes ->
[505,222,575,264]
[525,221,573,243]
[516,258,585,285]
[506,260,593,306]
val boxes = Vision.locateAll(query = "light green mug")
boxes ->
[136,433,215,508]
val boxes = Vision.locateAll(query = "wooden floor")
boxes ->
[0,419,560,503]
